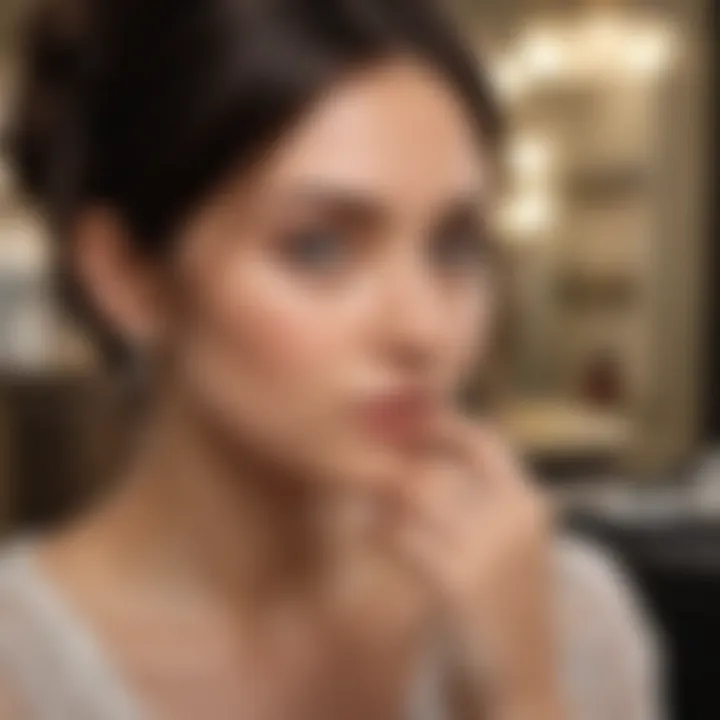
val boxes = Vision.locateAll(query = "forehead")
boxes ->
[248,59,490,204]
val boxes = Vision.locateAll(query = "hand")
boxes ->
[381,416,565,720]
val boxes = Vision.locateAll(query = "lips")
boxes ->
[358,390,439,443]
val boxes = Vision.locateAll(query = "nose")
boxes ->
[374,256,447,373]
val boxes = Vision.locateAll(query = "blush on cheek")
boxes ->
[172,270,350,466]
[234,301,333,383]
[212,271,347,392]
[175,231,355,432]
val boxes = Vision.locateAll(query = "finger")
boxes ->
[392,459,481,544]
[388,513,468,601]
[427,415,531,499]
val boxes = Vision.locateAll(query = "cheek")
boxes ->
[178,258,352,410]
[225,275,348,385]
[170,257,387,485]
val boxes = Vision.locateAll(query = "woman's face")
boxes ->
[164,59,495,487]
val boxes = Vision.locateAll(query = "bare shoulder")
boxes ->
[552,535,665,719]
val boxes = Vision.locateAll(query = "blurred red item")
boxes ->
[583,353,623,408]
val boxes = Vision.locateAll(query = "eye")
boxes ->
[279,227,350,272]
[430,221,489,273]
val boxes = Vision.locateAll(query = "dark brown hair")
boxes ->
[8,0,501,361]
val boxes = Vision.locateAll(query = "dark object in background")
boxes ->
[0,371,112,533]
[702,0,720,444]
[583,353,625,409]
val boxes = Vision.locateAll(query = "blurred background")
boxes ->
[0,0,716,717]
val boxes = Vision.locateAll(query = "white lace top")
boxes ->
[0,537,662,719]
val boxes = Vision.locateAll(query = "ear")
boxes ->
[72,208,166,349]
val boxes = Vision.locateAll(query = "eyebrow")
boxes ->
[274,185,392,226]
[269,183,488,225]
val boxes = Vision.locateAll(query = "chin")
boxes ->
[316,439,411,491]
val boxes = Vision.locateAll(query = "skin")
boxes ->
[31,59,564,720]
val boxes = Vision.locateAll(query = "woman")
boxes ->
[0,0,660,718]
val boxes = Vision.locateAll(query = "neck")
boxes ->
[73,394,380,616]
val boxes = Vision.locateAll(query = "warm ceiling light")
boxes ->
[508,135,554,183]
[498,193,557,239]
[490,54,529,102]
[520,28,566,83]
[625,25,676,78]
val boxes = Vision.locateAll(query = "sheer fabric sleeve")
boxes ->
[556,538,665,720]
